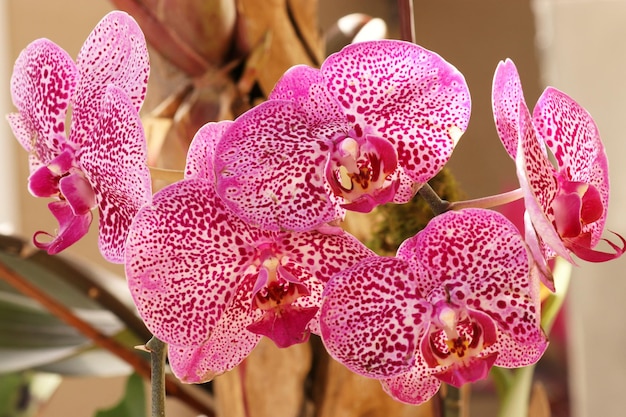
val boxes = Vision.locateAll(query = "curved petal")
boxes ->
[321,40,471,184]
[269,65,345,130]
[494,323,547,368]
[492,59,525,159]
[533,87,610,247]
[185,121,233,181]
[70,11,149,148]
[320,256,427,378]
[167,275,262,383]
[59,171,97,215]
[125,179,253,348]
[517,104,573,263]
[278,228,375,335]
[77,85,152,263]
[400,209,545,351]
[215,100,344,231]
[380,355,441,405]
[9,38,77,169]
[27,149,74,198]
[33,201,92,254]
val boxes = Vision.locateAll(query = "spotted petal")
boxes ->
[167,274,262,383]
[125,178,255,348]
[185,121,233,181]
[533,87,610,248]
[400,208,547,364]
[517,104,573,264]
[380,356,441,405]
[215,100,344,231]
[492,59,525,159]
[269,65,345,130]
[77,85,151,263]
[69,11,149,148]
[8,38,77,171]
[321,40,471,185]
[320,256,428,378]
[275,228,376,335]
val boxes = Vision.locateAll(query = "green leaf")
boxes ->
[95,373,146,417]
[0,234,150,374]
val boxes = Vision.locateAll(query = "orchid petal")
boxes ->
[70,11,149,148]
[321,40,471,184]
[167,276,262,383]
[524,213,555,290]
[269,65,345,129]
[58,172,97,215]
[185,121,233,181]
[516,103,573,263]
[215,100,344,231]
[565,232,626,262]
[77,84,151,263]
[9,38,77,169]
[33,201,92,254]
[380,359,441,406]
[125,179,253,348]
[28,149,74,197]
[276,229,375,335]
[401,209,546,356]
[533,87,610,247]
[492,59,526,159]
[320,256,427,378]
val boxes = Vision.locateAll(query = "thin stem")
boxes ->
[418,183,451,215]
[29,250,152,342]
[147,337,167,417]
[0,258,215,417]
[447,188,524,211]
[397,0,416,43]
[437,383,469,417]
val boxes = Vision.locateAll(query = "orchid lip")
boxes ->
[325,134,398,212]
[421,302,498,380]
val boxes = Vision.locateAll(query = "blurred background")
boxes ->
[1,0,625,416]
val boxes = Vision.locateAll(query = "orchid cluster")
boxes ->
[7,11,625,407]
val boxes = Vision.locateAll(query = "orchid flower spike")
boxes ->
[492,59,625,287]
[320,208,547,405]
[7,11,151,262]
[214,39,471,232]
[125,121,374,383]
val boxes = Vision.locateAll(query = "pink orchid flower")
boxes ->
[214,40,471,232]
[492,59,625,285]
[320,208,547,405]
[125,121,374,383]
[6,11,151,262]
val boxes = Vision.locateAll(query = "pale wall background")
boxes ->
[1,0,625,416]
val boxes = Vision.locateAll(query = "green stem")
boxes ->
[147,336,167,417]
[418,183,450,215]
[447,188,524,211]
